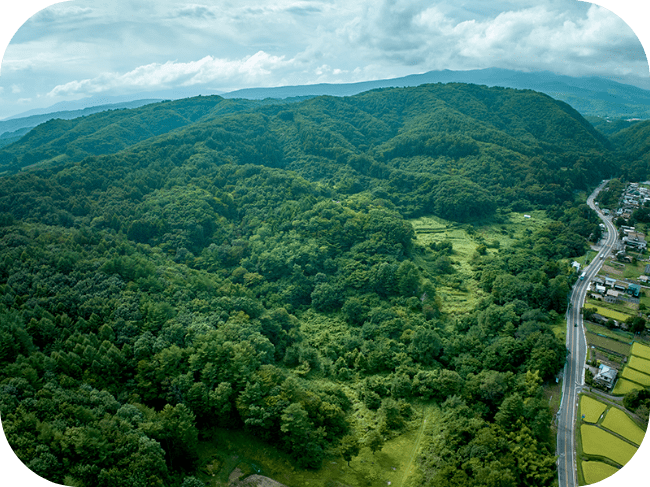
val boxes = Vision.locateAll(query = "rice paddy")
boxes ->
[612,377,643,395]
[600,407,646,446]
[580,424,638,466]
[621,367,650,387]
[627,355,650,373]
[581,461,620,485]
[589,305,634,323]
[579,395,607,423]
[631,342,650,360]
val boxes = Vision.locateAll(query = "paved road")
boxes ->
[556,180,619,487]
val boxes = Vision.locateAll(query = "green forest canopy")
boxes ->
[0,83,642,487]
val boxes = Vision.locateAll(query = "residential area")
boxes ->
[575,180,650,485]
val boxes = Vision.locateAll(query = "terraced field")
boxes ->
[627,355,650,373]
[612,377,643,395]
[631,342,650,360]
[580,425,638,466]
[581,461,620,485]
[621,367,650,386]
[601,407,646,446]
[580,395,608,423]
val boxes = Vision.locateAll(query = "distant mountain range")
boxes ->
[2,68,649,146]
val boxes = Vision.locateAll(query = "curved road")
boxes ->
[556,180,619,487]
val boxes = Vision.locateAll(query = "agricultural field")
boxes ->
[631,342,650,360]
[579,395,608,423]
[612,378,643,395]
[628,355,650,373]
[581,461,620,485]
[585,332,631,356]
[621,366,650,386]
[588,305,634,323]
[600,407,646,446]
[580,424,638,466]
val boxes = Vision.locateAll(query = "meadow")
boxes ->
[580,424,638,466]
[579,395,607,423]
[600,407,646,446]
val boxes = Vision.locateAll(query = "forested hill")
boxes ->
[0,83,616,221]
[0,83,621,487]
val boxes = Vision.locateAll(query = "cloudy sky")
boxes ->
[0,0,649,120]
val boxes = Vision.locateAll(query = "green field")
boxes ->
[601,407,646,446]
[585,332,632,356]
[580,424,638,466]
[580,395,608,423]
[631,342,650,360]
[612,378,643,395]
[581,461,620,485]
[621,367,650,386]
[590,305,634,323]
[584,321,635,342]
[195,406,441,487]
[628,355,650,374]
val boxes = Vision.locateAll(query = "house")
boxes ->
[572,261,581,271]
[592,277,605,286]
[639,275,650,283]
[628,283,641,297]
[605,289,620,304]
[622,231,647,250]
[605,277,617,287]
[593,364,618,390]
[614,281,628,292]
[595,284,607,294]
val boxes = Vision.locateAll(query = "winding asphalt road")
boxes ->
[556,180,619,487]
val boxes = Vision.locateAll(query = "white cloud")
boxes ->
[47,51,293,96]
[10,84,21,93]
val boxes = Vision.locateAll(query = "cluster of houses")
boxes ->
[620,225,647,251]
[615,182,650,219]
[588,276,641,304]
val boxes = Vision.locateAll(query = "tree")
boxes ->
[365,429,384,455]
[339,434,361,467]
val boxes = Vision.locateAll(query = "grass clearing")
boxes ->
[585,332,631,356]
[581,461,620,485]
[589,305,634,323]
[579,395,608,423]
[195,408,441,487]
[601,407,646,446]
[580,424,638,466]
[627,355,650,374]
[621,367,650,386]
[612,378,643,395]
[631,342,650,360]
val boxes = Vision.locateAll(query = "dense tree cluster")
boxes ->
[0,83,630,486]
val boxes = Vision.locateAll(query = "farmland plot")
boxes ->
[581,461,619,485]
[621,367,650,387]
[580,425,638,466]
[580,395,608,423]
[601,407,646,446]
[631,342,650,360]
[627,355,650,374]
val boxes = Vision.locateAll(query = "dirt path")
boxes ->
[397,407,433,487]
